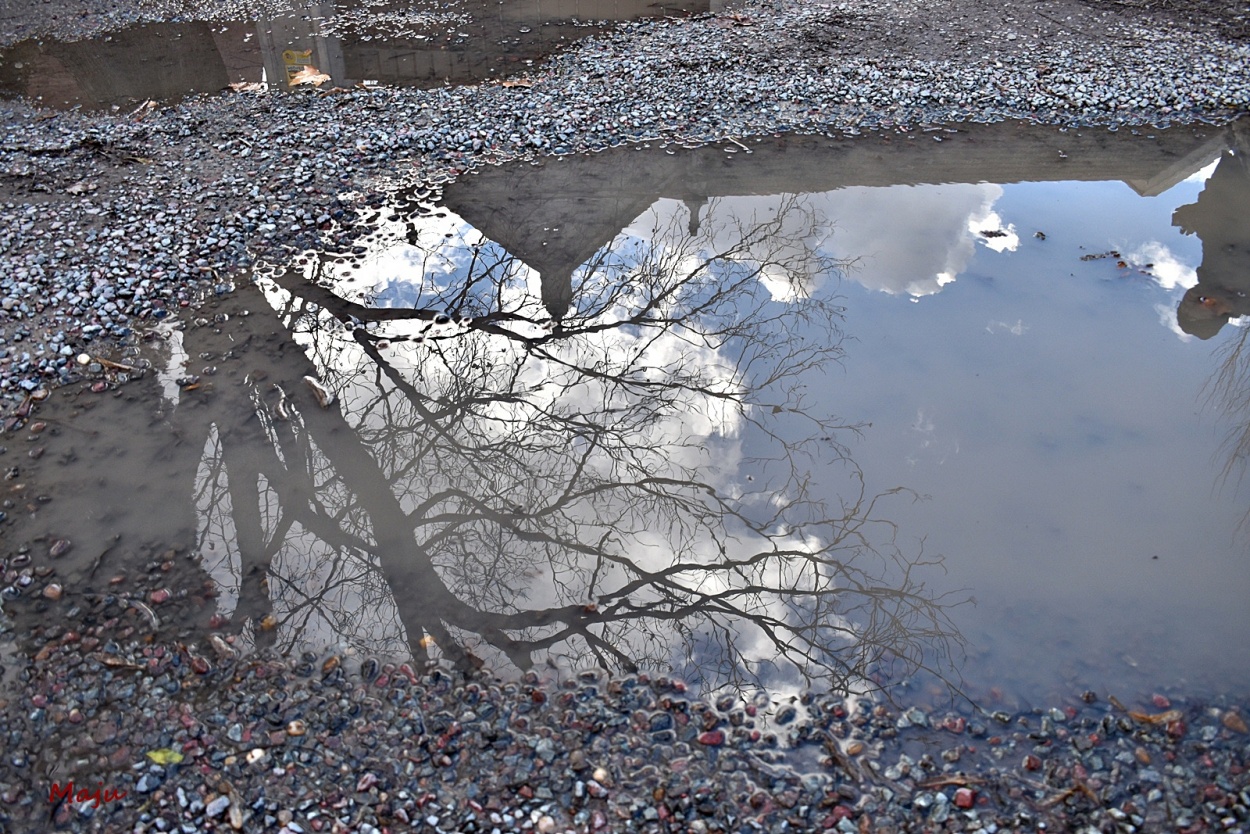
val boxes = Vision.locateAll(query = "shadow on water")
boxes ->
[0,0,708,110]
[5,117,1250,707]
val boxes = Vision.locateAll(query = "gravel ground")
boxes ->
[1,0,1249,831]
[3,623,1250,834]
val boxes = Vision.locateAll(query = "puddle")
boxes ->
[0,0,708,110]
[5,119,1250,709]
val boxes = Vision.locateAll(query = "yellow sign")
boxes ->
[282,49,314,86]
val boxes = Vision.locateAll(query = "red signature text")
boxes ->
[49,781,128,809]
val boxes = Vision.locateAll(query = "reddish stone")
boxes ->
[518,785,534,799]
[1023,754,1042,771]
[697,730,725,746]
[954,788,976,809]
[1152,693,1172,709]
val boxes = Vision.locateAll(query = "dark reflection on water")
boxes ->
[0,0,706,109]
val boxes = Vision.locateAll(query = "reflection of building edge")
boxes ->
[1173,119,1250,338]
[0,23,232,107]
[441,119,1242,322]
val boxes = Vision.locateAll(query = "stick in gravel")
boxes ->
[87,534,121,579]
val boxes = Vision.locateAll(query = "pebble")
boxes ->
[2,618,1247,834]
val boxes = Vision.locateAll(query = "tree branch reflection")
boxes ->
[189,195,965,693]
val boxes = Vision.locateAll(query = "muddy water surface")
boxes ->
[5,120,1249,713]
[0,0,707,110]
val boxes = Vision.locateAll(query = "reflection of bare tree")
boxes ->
[183,196,963,693]
[1184,124,1250,526]
[1206,326,1250,522]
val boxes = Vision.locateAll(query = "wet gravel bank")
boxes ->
[1,629,1249,833]
[1,0,1248,401]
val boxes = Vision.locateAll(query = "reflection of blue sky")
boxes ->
[791,173,1250,696]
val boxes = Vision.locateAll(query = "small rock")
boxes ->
[206,795,231,818]
[696,730,725,746]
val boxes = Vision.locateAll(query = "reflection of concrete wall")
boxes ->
[212,23,266,85]
[0,23,230,108]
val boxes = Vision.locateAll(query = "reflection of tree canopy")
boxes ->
[189,195,962,694]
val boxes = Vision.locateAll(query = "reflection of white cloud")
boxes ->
[986,319,1028,336]
[1129,241,1198,291]
[835,183,1006,297]
[1156,302,1196,342]
[758,262,810,302]
[626,184,1009,300]
[971,210,1019,253]
[905,408,959,466]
